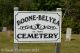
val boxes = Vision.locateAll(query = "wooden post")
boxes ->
[56,8,62,53]
[14,7,19,53]
[56,43,61,53]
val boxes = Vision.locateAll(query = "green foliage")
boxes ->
[31,0,64,10]
[0,0,80,33]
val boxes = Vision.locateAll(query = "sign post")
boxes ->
[14,7,62,53]
[14,7,19,53]
[56,43,61,53]
[56,8,62,53]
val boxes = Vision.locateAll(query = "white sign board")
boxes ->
[14,11,61,43]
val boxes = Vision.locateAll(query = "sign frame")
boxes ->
[14,11,62,43]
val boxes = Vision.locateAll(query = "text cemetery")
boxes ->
[17,33,58,39]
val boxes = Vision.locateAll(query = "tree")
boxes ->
[31,0,64,10]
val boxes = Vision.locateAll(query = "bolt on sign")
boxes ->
[14,11,62,43]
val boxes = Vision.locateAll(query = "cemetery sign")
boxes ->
[14,11,61,43]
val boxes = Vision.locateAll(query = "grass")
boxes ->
[0,32,80,53]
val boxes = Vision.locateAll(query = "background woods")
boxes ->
[0,0,80,33]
